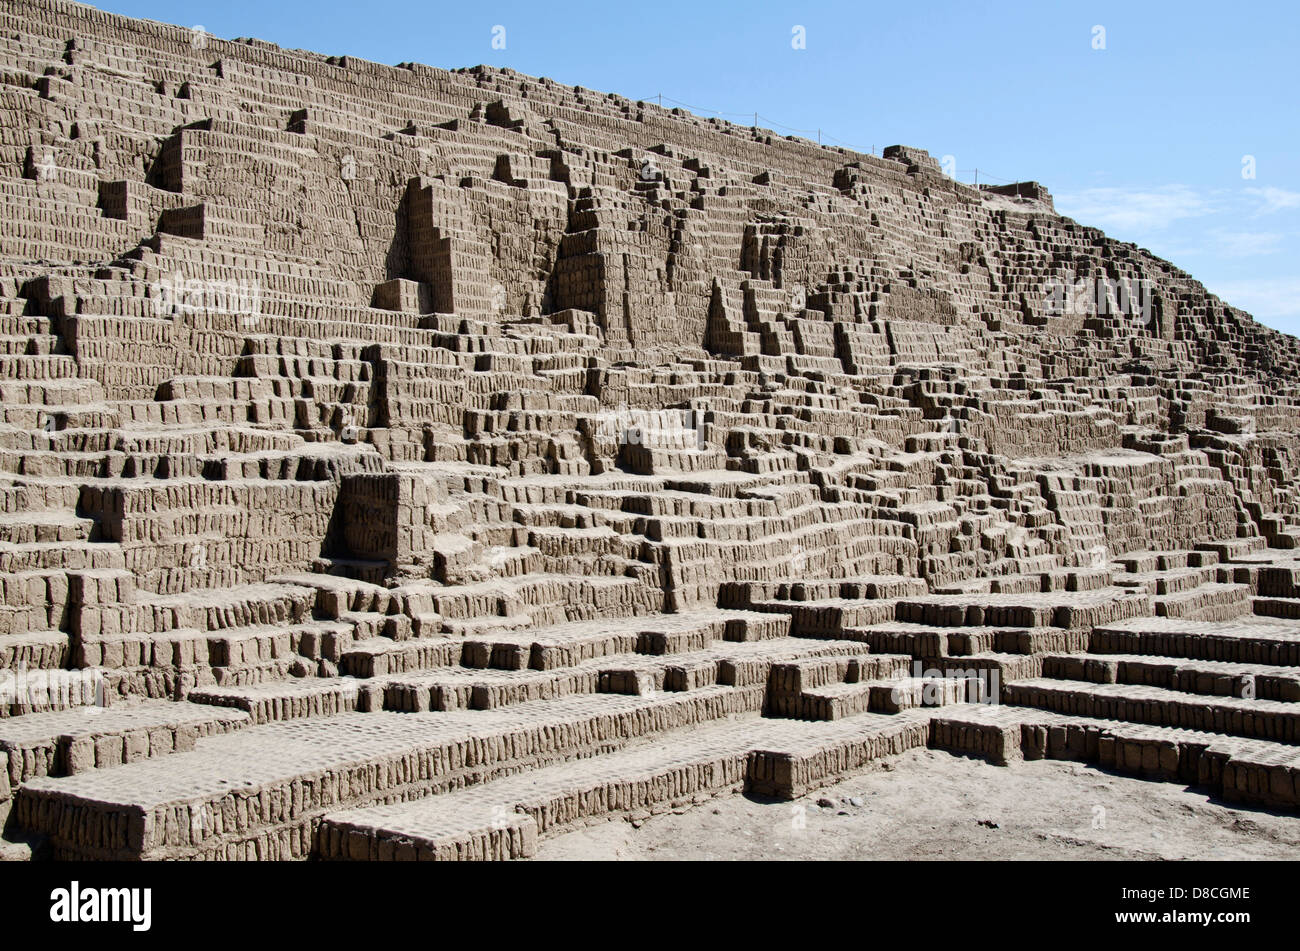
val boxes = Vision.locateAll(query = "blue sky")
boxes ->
[92,0,1299,335]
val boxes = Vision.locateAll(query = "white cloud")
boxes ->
[1208,230,1285,259]
[1208,277,1300,326]
[1054,185,1216,234]
[1244,186,1300,217]
[1050,184,1299,334]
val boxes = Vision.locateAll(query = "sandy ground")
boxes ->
[536,748,1300,861]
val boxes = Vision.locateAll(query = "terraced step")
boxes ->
[895,587,1150,629]
[0,354,77,380]
[1152,582,1251,621]
[1253,596,1300,620]
[315,708,937,860]
[0,700,249,788]
[0,629,68,671]
[749,597,897,636]
[1,662,106,717]
[800,676,974,719]
[589,637,870,697]
[1091,616,1300,666]
[1004,677,1300,743]
[0,510,94,545]
[931,704,1300,809]
[365,636,873,711]
[187,679,365,724]
[78,622,319,685]
[377,665,598,712]
[1042,652,1300,701]
[0,539,125,573]
[136,582,316,633]
[338,637,463,678]
[457,610,783,671]
[13,686,767,859]
[840,621,1088,657]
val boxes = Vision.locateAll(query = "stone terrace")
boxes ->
[2,0,1300,859]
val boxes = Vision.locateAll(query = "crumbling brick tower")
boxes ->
[2,0,1300,861]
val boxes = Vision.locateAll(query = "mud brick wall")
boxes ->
[58,313,178,400]
[78,480,337,593]
[336,470,447,575]
[16,688,765,859]
[747,714,931,798]
[4,2,1300,856]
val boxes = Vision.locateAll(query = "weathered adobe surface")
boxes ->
[2,0,1300,861]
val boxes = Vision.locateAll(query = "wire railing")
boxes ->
[635,92,1024,186]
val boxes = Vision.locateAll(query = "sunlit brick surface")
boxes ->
[2,0,1300,860]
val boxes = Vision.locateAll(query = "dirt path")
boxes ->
[536,748,1300,861]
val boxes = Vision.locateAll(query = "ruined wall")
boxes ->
[1,0,1300,611]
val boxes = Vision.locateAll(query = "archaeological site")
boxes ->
[1,0,1299,863]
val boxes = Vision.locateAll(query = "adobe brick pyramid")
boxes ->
[2,0,1300,860]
